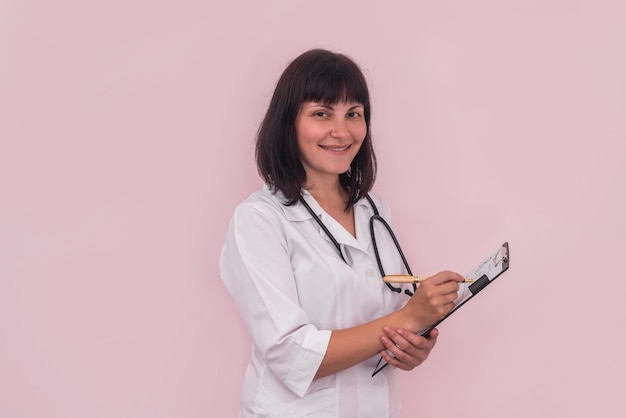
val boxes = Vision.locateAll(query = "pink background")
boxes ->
[1,1,625,417]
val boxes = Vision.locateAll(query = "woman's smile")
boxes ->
[320,144,352,152]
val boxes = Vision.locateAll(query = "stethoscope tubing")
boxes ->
[299,194,417,296]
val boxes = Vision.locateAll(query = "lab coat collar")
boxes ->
[282,189,376,253]
[281,189,316,222]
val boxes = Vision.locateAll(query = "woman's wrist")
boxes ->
[398,304,426,334]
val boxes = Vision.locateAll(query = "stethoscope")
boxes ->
[298,194,417,297]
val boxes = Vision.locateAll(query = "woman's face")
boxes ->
[295,100,367,186]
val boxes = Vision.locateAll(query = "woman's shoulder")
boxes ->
[363,190,387,205]
[361,190,392,216]
[232,187,289,221]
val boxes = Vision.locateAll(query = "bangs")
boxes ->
[302,58,369,106]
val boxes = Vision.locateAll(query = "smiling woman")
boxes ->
[219,49,465,418]
[255,49,377,209]
[296,101,367,201]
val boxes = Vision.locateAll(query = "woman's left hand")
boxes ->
[379,327,439,371]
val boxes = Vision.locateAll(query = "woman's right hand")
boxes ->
[402,270,465,332]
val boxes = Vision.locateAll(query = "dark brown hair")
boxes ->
[255,48,377,208]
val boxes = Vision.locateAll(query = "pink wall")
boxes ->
[1,1,625,417]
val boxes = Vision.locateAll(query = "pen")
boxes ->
[382,274,475,284]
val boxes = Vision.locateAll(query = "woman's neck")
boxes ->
[305,178,347,209]
[304,177,356,237]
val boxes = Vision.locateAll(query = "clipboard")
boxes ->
[372,242,510,377]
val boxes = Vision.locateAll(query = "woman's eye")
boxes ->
[347,111,361,118]
[314,111,327,117]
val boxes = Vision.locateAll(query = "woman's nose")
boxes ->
[330,118,349,138]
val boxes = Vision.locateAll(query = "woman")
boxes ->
[220,49,464,417]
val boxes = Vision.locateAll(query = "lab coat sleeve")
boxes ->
[220,201,331,398]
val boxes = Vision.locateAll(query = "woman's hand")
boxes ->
[380,327,439,371]
[403,270,464,332]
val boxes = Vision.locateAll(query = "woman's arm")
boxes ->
[315,270,464,378]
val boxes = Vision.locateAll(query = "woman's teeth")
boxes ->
[321,145,349,151]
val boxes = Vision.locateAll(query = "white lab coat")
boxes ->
[220,187,413,417]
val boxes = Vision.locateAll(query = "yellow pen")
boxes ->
[382,274,475,284]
